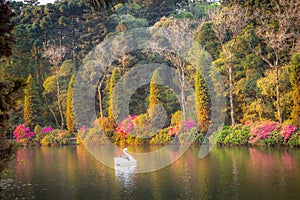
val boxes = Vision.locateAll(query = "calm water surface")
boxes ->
[1,145,300,200]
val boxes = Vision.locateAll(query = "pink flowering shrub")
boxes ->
[249,121,279,144]
[280,124,297,143]
[14,124,35,144]
[114,115,150,145]
[42,126,53,133]
[115,115,137,139]
[169,118,197,136]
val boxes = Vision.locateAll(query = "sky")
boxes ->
[38,0,55,4]
[19,0,55,5]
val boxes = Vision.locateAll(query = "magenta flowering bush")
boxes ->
[115,115,137,138]
[169,118,197,136]
[280,124,297,143]
[181,119,197,132]
[249,121,279,144]
[42,126,53,133]
[14,124,35,144]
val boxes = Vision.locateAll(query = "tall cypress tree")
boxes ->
[149,70,163,108]
[195,68,210,132]
[108,68,121,122]
[24,75,42,128]
[66,74,76,133]
[290,54,300,126]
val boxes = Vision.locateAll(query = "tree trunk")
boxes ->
[44,94,59,128]
[35,47,39,85]
[229,64,235,125]
[180,68,187,120]
[98,80,103,119]
[275,66,282,123]
[56,76,64,129]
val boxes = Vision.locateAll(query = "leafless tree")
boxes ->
[211,4,249,125]
[247,0,300,123]
[43,46,67,129]
[148,18,200,120]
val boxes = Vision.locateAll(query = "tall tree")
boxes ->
[24,75,43,128]
[289,54,300,126]
[0,0,15,57]
[247,0,299,123]
[149,69,163,108]
[0,78,25,173]
[43,46,67,129]
[211,4,249,125]
[66,74,76,132]
[195,68,210,132]
[108,68,121,122]
[149,19,198,120]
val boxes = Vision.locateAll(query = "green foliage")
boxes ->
[149,70,163,108]
[66,74,76,132]
[83,125,111,145]
[193,131,205,144]
[171,110,181,126]
[98,117,115,137]
[175,11,193,19]
[24,75,43,128]
[287,130,300,147]
[149,128,171,145]
[108,68,121,122]
[195,22,221,60]
[0,0,15,57]
[289,54,300,126]
[216,125,250,146]
[195,68,209,132]
[116,15,149,32]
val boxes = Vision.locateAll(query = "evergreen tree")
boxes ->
[24,75,42,128]
[149,70,163,108]
[0,0,15,57]
[66,74,76,133]
[108,68,121,121]
[289,54,300,126]
[195,68,210,132]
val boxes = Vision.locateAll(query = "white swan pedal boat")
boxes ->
[114,148,137,166]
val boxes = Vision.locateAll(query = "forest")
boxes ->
[0,0,300,165]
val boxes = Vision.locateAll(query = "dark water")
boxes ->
[1,145,300,200]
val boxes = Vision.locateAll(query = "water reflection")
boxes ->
[1,146,300,200]
[115,165,137,190]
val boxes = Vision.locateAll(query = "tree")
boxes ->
[66,74,76,133]
[43,46,67,129]
[211,4,249,125]
[289,54,300,126]
[0,0,15,57]
[149,18,199,120]
[24,75,43,128]
[108,68,121,122]
[149,69,163,108]
[195,68,210,132]
[247,0,299,123]
[0,78,25,173]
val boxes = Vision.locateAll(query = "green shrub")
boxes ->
[287,130,300,146]
[264,128,283,146]
[150,128,171,145]
[215,126,231,145]
[215,125,250,146]
[84,126,111,145]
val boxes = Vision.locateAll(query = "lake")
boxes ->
[1,145,300,200]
